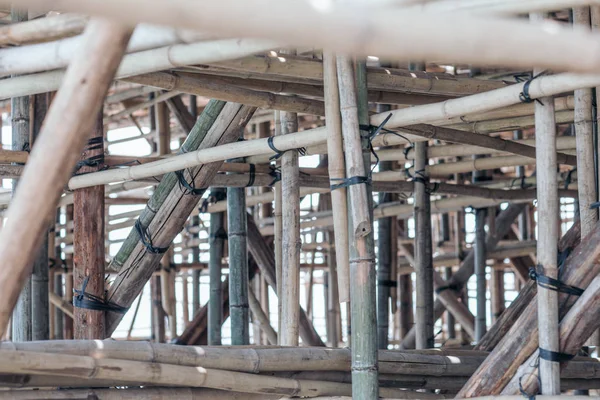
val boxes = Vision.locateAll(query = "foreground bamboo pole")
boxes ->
[15,0,600,73]
[0,19,132,337]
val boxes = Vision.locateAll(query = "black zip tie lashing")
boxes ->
[330,175,371,191]
[435,283,461,294]
[564,168,576,190]
[268,165,281,186]
[518,70,548,105]
[246,163,256,187]
[134,219,169,254]
[538,348,576,363]
[174,169,205,196]
[199,190,227,213]
[73,276,128,314]
[267,136,306,161]
[377,279,398,288]
[529,266,584,296]
[209,226,228,241]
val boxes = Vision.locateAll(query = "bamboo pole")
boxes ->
[208,189,225,345]
[347,58,378,399]
[532,13,560,394]
[273,110,283,338]
[0,13,87,46]
[64,207,74,340]
[17,0,600,73]
[0,19,132,338]
[280,52,301,346]
[191,215,201,315]
[73,110,106,340]
[227,169,250,345]
[323,51,350,304]
[473,207,487,342]
[407,0,600,15]
[377,160,393,349]
[30,92,50,342]
[10,7,32,343]
[248,286,277,345]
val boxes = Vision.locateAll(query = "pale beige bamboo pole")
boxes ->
[273,110,283,340]
[0,13,87,46]
[0,19,132,336]
[280,47,301,345]
[323,50,350,303]
[336,56,371,237]
[532,12,560,394]
[14,0,600,73]
[574,7,598,242]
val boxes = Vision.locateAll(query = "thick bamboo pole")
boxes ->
[0,19,132,337]
[473,207,487,342]
[10,7,32,343]
[16,0,600,73]
[323,51,350,303]
[531,15,561,392]
[73,111,106,340]
[273,110,283,337]
[208,189,225,345]
[348,58,378,399]
[227,175,250,345]
[280,57,301,345]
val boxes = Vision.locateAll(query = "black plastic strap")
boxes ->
[73,276,128,314]
[378,279,398,288]
[539,348,575,362]
[199,190,227,213]
[518,71,547,105]
[268,166,281,186]
[175,169,205,196]
[435,283,462,294]
[135,219,169,254]
[246,163,256,187]
[267,136,306,160]
[330,175,371,191]
[557,247,572,269]
[529,266,584,296]
[564,168,576,190]
[209,227,228,241]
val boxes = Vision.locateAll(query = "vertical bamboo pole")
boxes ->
[64,206,74,340]
[251,277,262,344]
[273,110,283,338]
[474,207,487,341]
[338,56,377,399]
[279,51,301,345]
[73,110,106,340]
[377,160,393,349]
[413,143,434,349]
[323,50,350,303]
[228,176,250,345]
[491,268,505,323]
[327,230,340,347]
[151,275,166,342]
[306,266,315,320]
[30,92,50,341]
[182,272,189,326]
[208,188,225,345]
[513,131,530,241]
[444,266,456,339]
[53,209,64,340]
[191,215,201,315]
[260,275,270,345]
[10,6,32,343]
[532,12,560,393]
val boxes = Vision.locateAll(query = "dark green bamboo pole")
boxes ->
[30,92,50,341]
[473,157,487,342]
[377,160,393,349]
[208,189,225,345]
[228,179,249,345]
[11,6,32,343]
[351,58,378,399]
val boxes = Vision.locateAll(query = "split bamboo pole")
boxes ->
[0,19,132,337]
[280,50,301,345]
[323,51,350,304]
[20,0,600,73]
[208,188,225,345]
[10,7,32,343]
[227,167,250,345]
[73,111,106,340]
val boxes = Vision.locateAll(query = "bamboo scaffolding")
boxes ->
[0,19,132,337]
[407,0,600,16]
[0,13,87,46]
[208,188,225,345]
[248,286,277,345]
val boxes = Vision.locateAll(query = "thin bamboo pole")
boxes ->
[473,207,487,342]
[531,13,560,395]
[248,286,277,345]
[208,189,225,345]
[378,159,393,350]
[323,51,350,303]
[273,110,283,338]
[15,0,600,73]
[10,7,32,343]
[0,13,87,46]
[64,207,74,340]
[73,110,106,340]
[0,18,132,338]
[280,59,301,346]
[228,171,250,345]
[191,215,201,315]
